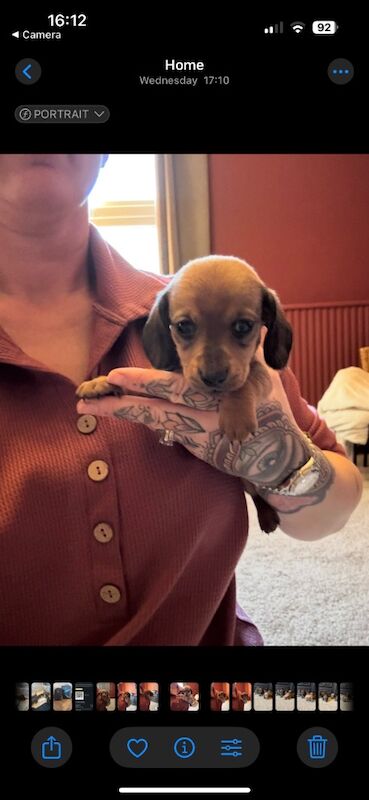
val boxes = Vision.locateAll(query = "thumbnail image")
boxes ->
[253,683,273,711]
[139,682,159,711]
[15,682,29,711]
[31,682,51,711]
[210,682,230,711]
[52,682,72,711]
[170,682,199,711]
[340,682,353,711]
[74,683,94,711]
[318,682,338,711]
[275,682,295,711]
[96,682,116,711]
[232,683,252,711]
[297,682,317,711]
[117,682,137,711]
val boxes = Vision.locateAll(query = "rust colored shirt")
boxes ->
[0,226,347,646]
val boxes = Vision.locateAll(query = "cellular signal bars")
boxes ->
[264,22,284,34]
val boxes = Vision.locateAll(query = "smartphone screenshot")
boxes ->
[2,8,368,799]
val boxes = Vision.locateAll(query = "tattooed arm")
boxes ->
[76,364,363,542]
[231,400,362,540]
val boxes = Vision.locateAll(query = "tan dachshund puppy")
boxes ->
[117,691,131,711]
[210,689,229,711]
[170,685,197,711]
[77,256,292,533]
[96,690,111,711]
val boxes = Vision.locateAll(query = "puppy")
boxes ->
[232,689,250,711]
[118,691,131,711]
[77,256,292,534]
[96,690,111,711]
[140,689,154,711]
[210,688,229,711]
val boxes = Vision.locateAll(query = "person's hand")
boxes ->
[76,327,311,486]
[76,364,228,462]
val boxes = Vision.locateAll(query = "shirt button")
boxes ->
[87,460,109,481]
[77,414,97,434]
[100,584,121,604]
[93,523,114,543]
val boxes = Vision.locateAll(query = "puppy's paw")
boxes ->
[219,409,257,443]
[76,376,123,399]
[257,505,280,534]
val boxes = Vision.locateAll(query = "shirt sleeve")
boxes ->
[279,366,348,458]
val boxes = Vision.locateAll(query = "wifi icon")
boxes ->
[290,21,305,33]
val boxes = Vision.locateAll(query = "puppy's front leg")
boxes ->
[218,360,271,443]
[76,375,124,399]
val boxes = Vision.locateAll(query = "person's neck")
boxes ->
[0,207,92,307]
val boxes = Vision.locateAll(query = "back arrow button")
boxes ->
[15,58,42,85]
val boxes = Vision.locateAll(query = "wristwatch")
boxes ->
[260,436,321,497]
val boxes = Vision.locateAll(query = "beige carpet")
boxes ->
[236,463,369,646]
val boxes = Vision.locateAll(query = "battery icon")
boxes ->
[312,20,338,34]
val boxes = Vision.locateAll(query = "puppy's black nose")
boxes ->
[199,368,229,387]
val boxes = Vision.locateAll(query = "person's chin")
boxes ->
[13,172,78,216]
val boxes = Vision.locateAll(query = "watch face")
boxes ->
[293,467,320,495]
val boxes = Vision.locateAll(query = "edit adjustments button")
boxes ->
[297,728,338,768]
[15,58,42,85]
[110,728,260,768]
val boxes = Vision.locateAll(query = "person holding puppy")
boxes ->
[0,154,363,646]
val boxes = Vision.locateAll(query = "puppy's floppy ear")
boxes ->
[261,288,293,369]
[142,286,181,370]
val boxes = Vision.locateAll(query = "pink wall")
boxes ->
[209,155,369,305]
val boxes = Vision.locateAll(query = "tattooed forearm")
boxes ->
[258,446,334,514]
[229,402,312,485]
[202,401,334,513]
[205,402,309,480]
[111,395,334,514]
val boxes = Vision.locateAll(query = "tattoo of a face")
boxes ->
[257,445,334,514]
[202,401,334,513]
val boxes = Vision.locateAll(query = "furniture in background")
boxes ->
[284,300,369,407]
[353,346,369,465]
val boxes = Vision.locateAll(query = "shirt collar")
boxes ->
[0,224,168,368]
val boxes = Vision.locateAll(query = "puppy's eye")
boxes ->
[232,319,254,338]
[175,319,196,338]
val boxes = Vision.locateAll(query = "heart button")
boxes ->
[127,738,149,758]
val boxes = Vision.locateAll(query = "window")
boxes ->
[89,154,160,273]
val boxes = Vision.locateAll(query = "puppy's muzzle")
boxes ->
[198,368,229,388]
